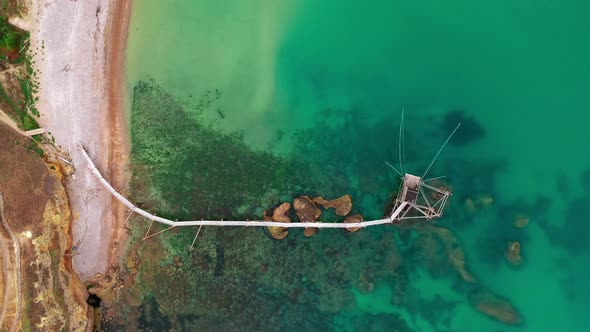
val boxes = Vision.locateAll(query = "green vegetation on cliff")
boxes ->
[0,15,39,131]
[0,16,28,63]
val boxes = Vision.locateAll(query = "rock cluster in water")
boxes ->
[294,196,322,237]
[266,194,360,239]
[312,194,353,216]
[111,85,527,330]
[409,223,522,325]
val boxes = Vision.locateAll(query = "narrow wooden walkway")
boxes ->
[0,110,46,138]
[79,146,396,229]
[24,128,47,136]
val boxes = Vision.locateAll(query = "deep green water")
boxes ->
[120,1,590,331]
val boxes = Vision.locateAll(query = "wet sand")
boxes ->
[104,0,132,279]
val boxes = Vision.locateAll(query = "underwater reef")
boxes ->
[102,80,523,331]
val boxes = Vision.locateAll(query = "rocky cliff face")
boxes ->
[0,123,92,331]
[2,3,93,329]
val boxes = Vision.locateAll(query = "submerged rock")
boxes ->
[464,194,494,214]
[423,225,477,283]
[464,198,477,213]
[343,214,363,232]
[469,287,522,325]
[313,194,352,216]
[477,194,494,207]
[303,227,318,237]
[294,196,322,237]
[409,223,524,325]
[266,203,291,240]
[505,241,522,266]
[513,215,529,228]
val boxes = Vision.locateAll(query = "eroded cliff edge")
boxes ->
[0,122,92,331]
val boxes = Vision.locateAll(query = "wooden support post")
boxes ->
[18,40,30,54]
[58,156,73,165]
[143,219,154,240]
[122,209,134,229]
[143,225,176,240]
[189,225,204,250]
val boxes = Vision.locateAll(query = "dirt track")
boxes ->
[0,122,93,330]
[0,192,22,332]
[0,122,48,331]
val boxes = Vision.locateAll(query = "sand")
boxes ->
[13,0,131,280]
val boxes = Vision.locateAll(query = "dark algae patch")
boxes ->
[129,80,297,220]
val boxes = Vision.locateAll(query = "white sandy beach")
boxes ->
[12,0,130,280]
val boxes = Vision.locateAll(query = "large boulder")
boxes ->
[294,196,322,237]
[272,202,291,223]
[343,214,363,233]
[266,202,291,240]
[293,196,322,222]
[313,194,352,216]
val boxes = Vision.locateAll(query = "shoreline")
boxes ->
[104,0,133,280]
[22,0,132,280]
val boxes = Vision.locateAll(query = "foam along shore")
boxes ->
[22,0,131,280]
[79,146,393,229]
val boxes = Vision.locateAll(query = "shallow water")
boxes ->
[122,1,590,331]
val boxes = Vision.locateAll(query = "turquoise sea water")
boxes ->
[120,1,590,331]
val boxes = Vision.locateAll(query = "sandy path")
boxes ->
[14,0,131,280]
[0,192,21,332]
[0,110,23,135]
